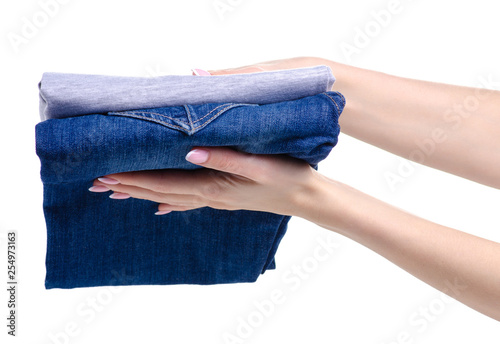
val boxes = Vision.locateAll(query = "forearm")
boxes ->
[322,59,500,189]
[296,171,500,320]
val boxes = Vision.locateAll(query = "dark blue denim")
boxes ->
[35,91,345,289]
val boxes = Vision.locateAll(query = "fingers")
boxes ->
[90,147,287,213]
[91,179,205,211]
[196,57,325,76]
[208,66,266,76]
[97,169,208,196]
[191,69,211,76]
[206,58,306,75]
[184,147,269,181]
[91,146,266,201]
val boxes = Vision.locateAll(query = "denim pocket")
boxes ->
[107,103,258,136]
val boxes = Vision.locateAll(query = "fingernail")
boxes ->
[88,185,110,192]
[155,210,172,215]
[185,149,209,164]
[98,177,120,185]
[191,68,211,76]
[109,192,130,199]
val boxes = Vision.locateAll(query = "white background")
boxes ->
[1,0,500,343]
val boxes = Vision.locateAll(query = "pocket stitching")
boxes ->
[109,103,255,135]
[107,112,190,131]
[191,104,244,132]
[321,92,342,113]
[190,103,233,124]
[111,110,189,125]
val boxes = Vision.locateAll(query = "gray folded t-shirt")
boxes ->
[38,65,335,120]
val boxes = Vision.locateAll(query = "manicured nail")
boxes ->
[185,149,209,164]
[191,68,211,76]
[98,177,120,185]
[109,192,130,199]
[155,210,172,215]
[88,185,110,192]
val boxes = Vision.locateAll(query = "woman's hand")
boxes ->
[91,147,320,216]
[207,56,500,189]
[206,56,331,76]
[89,57,500,320]
[91,57,332,213]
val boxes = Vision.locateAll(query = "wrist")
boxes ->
[290,170,391,240]
[289,169,342,229]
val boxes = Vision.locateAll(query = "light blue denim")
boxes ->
[38,66,335,120]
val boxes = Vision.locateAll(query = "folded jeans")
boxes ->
[35,91,345,289]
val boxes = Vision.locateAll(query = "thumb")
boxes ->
[185,147,264,180]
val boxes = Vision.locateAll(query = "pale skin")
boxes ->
[89,57,500,321]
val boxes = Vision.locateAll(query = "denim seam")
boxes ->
[110,111,189,125]
[184,105,195,134]
[109,103,234,126]
[190,104,244,133]
[335,91,346,107]
[108,105,240,135]
[322,92,342,114]
[191,104,233,124]
[107,112,189,131]
[109,103,238,133]
[109,103,261,135]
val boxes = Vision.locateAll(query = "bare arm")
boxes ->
[209,57,500,188]
[90,58,500,321]
[298,170,500,320]
[92,146,500,321]
[330,60,500,189]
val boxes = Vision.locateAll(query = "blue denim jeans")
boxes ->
[35,91,345,289]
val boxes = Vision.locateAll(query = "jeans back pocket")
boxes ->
[107,103,257,136]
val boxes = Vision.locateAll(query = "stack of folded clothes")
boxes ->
[35,66,345,289]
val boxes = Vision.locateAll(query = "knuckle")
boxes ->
[200,182,222,199]
[216,155,240,174]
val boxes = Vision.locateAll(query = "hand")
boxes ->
[91,147,319,216]
[92,57,331,215]
[205,56,331,76]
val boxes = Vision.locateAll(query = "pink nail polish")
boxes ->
[155,210,172,215]
[185,149,209,164]
[109,192,130,199]
[98,177,120,185]
[88,186,110,192]
[191,69,211,76]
